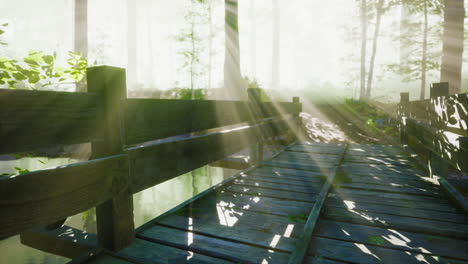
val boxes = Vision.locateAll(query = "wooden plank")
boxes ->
[331,188,450,206]
[116,238,231,264]
[326,199,468,224]
[327,193,459,213]
[124,98,299,145]
[323,207,468,239]
[253,166,328,178]
[233,178,322,194]
[138,224,291,264]
[263,161,333,172]
[287,146,345,264]
[226,184,317,202]
[20,225,97,259]
[127,117,292,194]
[0,89,98,154]
[315,219,468,260]
[243,172,324,186]
[0,154,128,239]
[155,214,298,252]
[335,182,441,197]
[191,190,314,218]
[336,173,439,190]
[309,236,467,264]
[77,254,133,264]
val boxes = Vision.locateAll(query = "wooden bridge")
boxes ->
[1,68,468,264]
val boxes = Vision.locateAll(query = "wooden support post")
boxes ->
[399,92,409,145]
[292,96,304,141]
[248,88,263,164]
[87,66,134,251]
[430,82,449,98]
[430,152,448,179]
[458,137,468,174]
[428,84,449,179]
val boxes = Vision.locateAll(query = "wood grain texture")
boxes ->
[127,117,292,194]
[0,89,98,154]
[0,155,128,239]
[124,98,300,145]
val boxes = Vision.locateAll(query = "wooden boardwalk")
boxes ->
[73,142,468,264]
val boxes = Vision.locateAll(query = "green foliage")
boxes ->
[174,0,213,93]
[288,213,308,223]
[368,235,385,246]
[0,26,87,89]
[334,171,353,184]
[244,77,261,89]
[344,98,398,138]
[14,167,30,174]
[178,88,207,100]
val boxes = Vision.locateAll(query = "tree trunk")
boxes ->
[223,0,248,100]
[420,0,428,100]
[250,0,256,78]
[399,1,411,64]
[271,0,280,89]
[74,0,88,92]
[127,0,137,92]
[366,0,384,98]
[208,0,213,90]
[440,0,465,94]
[360,0,368,100]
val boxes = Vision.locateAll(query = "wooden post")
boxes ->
[399,92,409,145]
[87,66,134,251]
[458,137,468,174]
[248,88,263,164]
[430,82,449,98]
[292,96,303,141]
[429,83,449,179]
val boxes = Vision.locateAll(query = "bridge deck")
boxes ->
[73,142,468,264]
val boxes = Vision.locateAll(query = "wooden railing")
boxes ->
[0,66,302,251]
[399,82,468,178]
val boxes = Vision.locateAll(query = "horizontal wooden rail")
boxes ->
[125,99,300,145]
[0,66,303,251]
[0,154,128,239]
[0,89,99,154]
[404,118,467,173]
[405,92,468,136]
[0,115,295,240]
[128,115,293,193]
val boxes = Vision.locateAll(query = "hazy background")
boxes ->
[2,0,467,102]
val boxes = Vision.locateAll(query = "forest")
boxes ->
[0,0,468,264]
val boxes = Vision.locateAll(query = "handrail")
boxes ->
[0,65,303,251]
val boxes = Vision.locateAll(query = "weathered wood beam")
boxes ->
[0,155,127,240]
[0,89,98,154]
[20,225,97,259]
[288,146,346,264]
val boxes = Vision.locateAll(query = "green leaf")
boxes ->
[42,55,54,65]
[14,167,30,174]
[368,236,385,246]
[2,23,8,27]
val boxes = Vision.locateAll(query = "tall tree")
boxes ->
[388,0,443,99]
[420,0,428,99]
[127,0,137,92]
[250,0,257,78]
[224,0,247,100]
[360,0,368,100]
[271,0,280,89]
[74,0,88,92]
[366,0,385,97]
[440,0,465,94]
